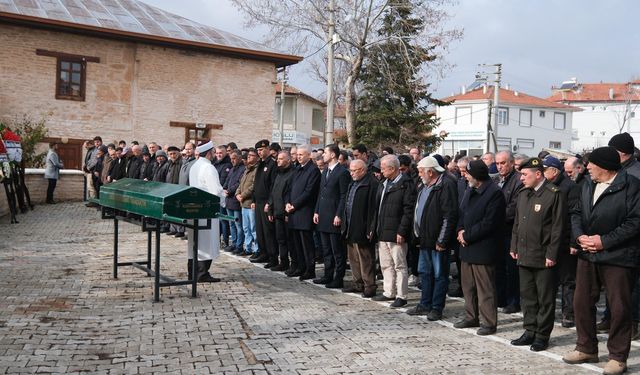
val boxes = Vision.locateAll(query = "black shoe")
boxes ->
[270,264,288,272]
[287,270,303,278]
[325,280,343,289]
[476,326,496,336]
[223,245,235,252]
[299,272,315,281]
[198,274,221,283]
[250,254,269,263]
[511,332,535,346]
[448,288,463,298]
[390,298,407,308]
[562,317,575,328]
[46,200,56,204]
[249,253,260,260]
[453,319,480,329]
[632,322,640,341]
[406,304,430,316]
[530,338,549,352]
[371,294,395,302]
[342,286,364,294]
[362,289,377,298]
[232,248,245,256]
[596,319,610,333]
[174,232,185,238]
[264,261,278,269]
[502,304,521,314]
[166,231,177,236]
[427,310,442,321]
[313,277,332,285]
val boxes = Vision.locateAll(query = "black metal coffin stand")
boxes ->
[101,207,211,302]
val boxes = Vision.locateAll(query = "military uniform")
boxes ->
[511,158,566,344]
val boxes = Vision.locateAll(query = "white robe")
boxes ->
[187,157,226,261]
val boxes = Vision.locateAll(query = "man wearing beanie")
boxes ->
[609,132,640,179]
[563,146,640,375]
[453,160,505,336]
[509,158,566,352]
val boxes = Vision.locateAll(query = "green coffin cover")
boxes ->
[99,178,220,220]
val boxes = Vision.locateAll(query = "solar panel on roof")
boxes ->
[559,82,576,90]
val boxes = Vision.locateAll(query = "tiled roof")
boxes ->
[442,87,578,110]
[0,0,301,66]
[275,83,325,107]
[547,82,640,103]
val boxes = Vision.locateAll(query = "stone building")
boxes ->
[0,0,301,170]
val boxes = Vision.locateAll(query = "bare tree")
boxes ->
[231,0,461,145]
[613,81,640,134]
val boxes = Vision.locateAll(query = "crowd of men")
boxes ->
[81,133,640,375]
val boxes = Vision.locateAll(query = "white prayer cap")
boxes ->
[196,141,214,154]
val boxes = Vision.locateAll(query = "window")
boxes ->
[496,137,512,150]
[497,107,509,125]
[519,109,532,127]
[539,110,546,118]
[57,59,85,100]
[455,106,472,124]
[312,108,324,132]
[554,112,566,130]
[516,138,535,149]
[631,111,636,118]
[549,141,561,149]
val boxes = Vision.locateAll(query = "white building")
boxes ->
[547,79,640,153]
[272,83,325,147]
[435,86,579,158]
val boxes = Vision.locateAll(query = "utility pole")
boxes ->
[325,0,335,146]
[278,67,287,145]
[477,63,501,153]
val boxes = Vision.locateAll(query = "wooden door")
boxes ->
[57,143,82,170]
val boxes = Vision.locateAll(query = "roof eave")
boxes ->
[0,11,302,68]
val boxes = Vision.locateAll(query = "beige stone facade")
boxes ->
[0,23,278,166]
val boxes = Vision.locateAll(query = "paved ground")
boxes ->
[0,202,638,374]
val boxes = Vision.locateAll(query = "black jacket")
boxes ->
[165,158,182,184]
[571,170,640,268]
[108,157,127,181]
[458,180,506,265]
[214,154,232,186]
[253,157,277,204]
[268,165,295,219]
[341,173,379,244]
[511,180,566,267]
[416,174,458,250]
[152,160,169,182]
[494,169,523,231]
[126,155,143,179]
[550,172,580,249]
[315,163,350,233]
[139,160,154,180]
[372,173,416,243]
[224,164,245,211]
[287,161,321,231]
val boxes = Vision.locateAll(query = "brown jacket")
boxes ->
[237,163,257,208]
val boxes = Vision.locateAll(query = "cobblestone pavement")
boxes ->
[1,203,638,374]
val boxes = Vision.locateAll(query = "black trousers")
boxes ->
[319,231,346,281]
[519,265,556,340]
[496,235,519,307]
[407,243,420,277]
[255,202,277,260]
[46,178,57,202]
[556,249,577,319]
[292,229,315,275]
[274,217,293,268]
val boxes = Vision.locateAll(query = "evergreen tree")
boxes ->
[356,0,445,152]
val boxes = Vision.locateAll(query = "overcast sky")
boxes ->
[141,0,640,100]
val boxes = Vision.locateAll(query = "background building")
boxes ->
[435,86,578,158]
[548,78,640,152]
[272,84,325,148]
[0,0,300,169]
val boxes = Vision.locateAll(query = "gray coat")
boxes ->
[44,149,63,179]
[178,157,196,185]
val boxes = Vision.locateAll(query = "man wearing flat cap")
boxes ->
[510,157,566,352]
[563,146,640,375]
[453,160,505,336]
[187,141,226,283]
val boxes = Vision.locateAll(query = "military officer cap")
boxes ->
[519,157,544,171]
[255,139,270,149]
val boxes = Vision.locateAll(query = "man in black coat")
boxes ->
[494,150,523,314]
[313,144,351,288]
[286,145,321,279]
[453,160,506,336]
[563,146,640,375]
[252,140,278,267]
[370,155,416,308]
[267,151,295,271]
[406,156,458,320]
[214,145,233,248]
[152,150,169,183]
[543,156,580,328]
[108,147,127,182]
[125,145,143,180]
[341,159,379,297]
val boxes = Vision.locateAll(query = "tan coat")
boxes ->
[237,163,257,208]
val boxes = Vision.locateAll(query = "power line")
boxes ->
[303,40,331,60]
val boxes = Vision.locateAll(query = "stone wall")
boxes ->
[0,169,84,218]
